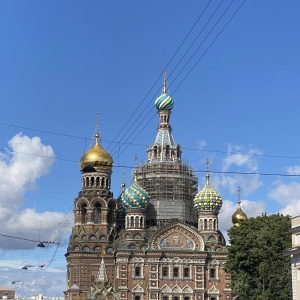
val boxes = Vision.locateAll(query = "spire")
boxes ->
[95,253,107,283]
[163,68,167,94]
[121,168,126,192]
[238,186,241,207]
[206,158,210,184]
[94,112,100,144]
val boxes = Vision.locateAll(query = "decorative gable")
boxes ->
[150,222,205,251]
[208,285,220,294]
[172,285,182,293]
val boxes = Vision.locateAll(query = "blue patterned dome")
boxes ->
[155,92,174,111]
[194,173,222,212]
[121,172,150,209]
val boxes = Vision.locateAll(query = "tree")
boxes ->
[225,214,292,300]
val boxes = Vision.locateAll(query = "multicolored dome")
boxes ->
[194,173,222,211]
[121,172,150,209]
[155,92,174,111]
[80,133,113,171]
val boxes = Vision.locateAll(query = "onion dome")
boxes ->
[155,92,174,111]
[232,197,247,226]
[154,69,174,111]
[80,132,113,171]
[121,171,150,209]
[194,173,222,211]
[232,187,247,226]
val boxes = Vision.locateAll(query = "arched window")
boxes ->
[204,219,208,230]
[81,204,87,223]
[166,145,170,158]
[94,203,101,223]
[140,217,144,227]
[107,203,115,224]
[130,216,134,228]
[96,177,100,187]
[177,146,181,159]
[154,146,157,159]
[101,177,105,187]
[91,177,94,186]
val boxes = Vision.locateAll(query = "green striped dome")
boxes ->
[194,173,222,211]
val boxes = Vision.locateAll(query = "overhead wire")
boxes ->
[113,0,247,160]
[108,0,243,160]
[106,1,213,153]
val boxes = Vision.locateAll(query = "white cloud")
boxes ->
[212,145,263,195]
[197,139,206,150]
[0,134,70,249]
[268,180,300,217]
[287,165,300,175]
[219,199,266,244]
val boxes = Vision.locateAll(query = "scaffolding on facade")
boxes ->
[136,160,198,228]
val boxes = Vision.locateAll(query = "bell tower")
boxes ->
[64,115,117,299]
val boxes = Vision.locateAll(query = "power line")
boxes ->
[106,1,213,153]
[111,1,247,161]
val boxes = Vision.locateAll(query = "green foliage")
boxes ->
[225,213,292,300]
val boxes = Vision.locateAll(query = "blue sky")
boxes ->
[0,0,300,298]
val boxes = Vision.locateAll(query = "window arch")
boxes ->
[80,204,87,223]
[94,203,101,223]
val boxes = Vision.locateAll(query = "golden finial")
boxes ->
[206,158,210,183]
[163,69,167,94]
[238,186,241,206]
[95,112,100,142]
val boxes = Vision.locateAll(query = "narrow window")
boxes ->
[81,204,87,223]
[184,267,189,277]
[134,296,140,300]
[163,267,168,277]
[184,297,190,300]
[174,297,179,300]
[210,268,215,278]
[94,203,101,223]
[204,219,208,230]
[173,267,179,277]
[163,297,168,300]
[135,266,141,277]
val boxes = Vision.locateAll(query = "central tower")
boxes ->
[137,71,198,226]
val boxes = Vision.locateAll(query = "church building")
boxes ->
[64,74,233,300]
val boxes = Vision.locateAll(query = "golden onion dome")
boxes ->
[80,132,113,171]
[232,200,247,226]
